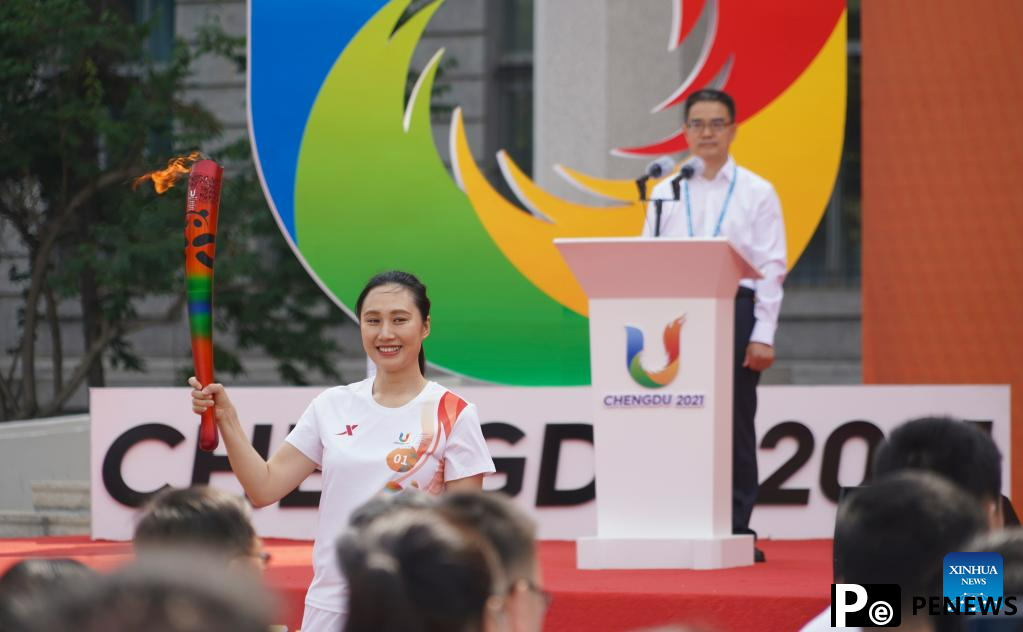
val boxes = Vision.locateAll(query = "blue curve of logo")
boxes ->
[250,1,388,241]
[625,326,645,367]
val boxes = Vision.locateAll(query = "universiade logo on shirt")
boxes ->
[943,552,1003,613]
[625,316,684,389]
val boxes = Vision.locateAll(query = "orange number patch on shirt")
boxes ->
[386,447,419,473]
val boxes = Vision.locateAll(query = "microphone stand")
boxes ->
[635,175,651,202]
[644,198,675,237]
[640,164,693,237]
[654,166,696,236]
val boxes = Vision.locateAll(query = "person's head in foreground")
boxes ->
[872,416,1004,530]
[919,528,1023,632]
[341,508,506,632]
[133,485,267,573]
[356,270,431,377]
[23,554,273,632]
[0,558,97,632]
[438,491,548,632]
[835,471,989,631]
[629,626,721,632]
[338,489,439,583]
[347,487,439,531]
[966,528,1023,593]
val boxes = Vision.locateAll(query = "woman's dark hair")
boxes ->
[342,509,502,632]
[355,271,431,375]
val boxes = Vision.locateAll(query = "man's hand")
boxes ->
[743,342,775,372]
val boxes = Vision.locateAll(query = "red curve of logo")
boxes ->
[617,0,845,157]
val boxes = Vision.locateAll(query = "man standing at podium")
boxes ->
[641,89,787,562]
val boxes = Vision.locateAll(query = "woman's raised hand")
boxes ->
[188,376,237,425]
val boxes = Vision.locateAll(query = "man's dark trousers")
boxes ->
[732,287,760,534]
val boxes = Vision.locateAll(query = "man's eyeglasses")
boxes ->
[250,550,272,568]
[516,578,553,611]
[686,118,733,133]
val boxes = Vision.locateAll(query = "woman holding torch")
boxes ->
[189,270,495,632]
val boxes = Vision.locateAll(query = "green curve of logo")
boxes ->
[294,1,589,385]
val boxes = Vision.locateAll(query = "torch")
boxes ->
[135,153,222,452]
[184,160,223,452]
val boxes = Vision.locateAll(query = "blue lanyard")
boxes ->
[683,164,738,238]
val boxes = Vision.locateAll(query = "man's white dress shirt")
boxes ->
[642,155,787,346]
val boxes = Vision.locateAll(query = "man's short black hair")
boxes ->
[438,491,537,582]
[133,486,256,560]
[684,89,736,122]
[967,529,1023,595]
[836,472,987,606]
[872,416,1002,502]
[28,555,272,632]
[347,489,436,531]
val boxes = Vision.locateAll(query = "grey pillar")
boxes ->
[534,0,706,204]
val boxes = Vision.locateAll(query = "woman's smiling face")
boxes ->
[359,284,430,374]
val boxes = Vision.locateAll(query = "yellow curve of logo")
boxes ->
[451,12,846,317]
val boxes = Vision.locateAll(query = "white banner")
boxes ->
[90,385,1011,541]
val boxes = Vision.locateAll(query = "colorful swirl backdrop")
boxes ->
[249,0,846,385]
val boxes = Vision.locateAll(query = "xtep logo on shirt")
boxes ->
[625,316,684,389]
[336,424,359,437]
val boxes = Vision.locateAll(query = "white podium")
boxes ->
[554,237,761,569]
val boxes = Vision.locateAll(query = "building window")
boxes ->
[486,0,534,206]
[134,0,175,62]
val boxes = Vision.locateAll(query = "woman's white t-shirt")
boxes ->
[285,378,496,614]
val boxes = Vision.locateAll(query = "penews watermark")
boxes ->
[832,584,901,627]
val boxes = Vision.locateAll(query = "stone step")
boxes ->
[31,480,90,512]
[0,510,90,538]
[761,360,862,386]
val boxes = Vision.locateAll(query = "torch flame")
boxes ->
[134,151,203,194]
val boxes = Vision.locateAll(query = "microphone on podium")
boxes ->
[646,157,703,237]
[635,156,676,201]
[669,156,704,200]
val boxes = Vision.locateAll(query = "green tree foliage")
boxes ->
[0,0,345,420]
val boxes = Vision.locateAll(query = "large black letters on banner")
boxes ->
[102,423,184,507]
[966,419,994,436]
[536,423,595,507]
[279,424,321,508]
[757,421,814,505]
[819,420,884,503]
[482,422,527,497]
[190,423,321,508]
[191,424,272,484]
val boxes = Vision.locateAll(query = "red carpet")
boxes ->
[0,537,832,631]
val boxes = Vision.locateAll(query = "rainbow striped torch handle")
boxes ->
[185,160,223,452]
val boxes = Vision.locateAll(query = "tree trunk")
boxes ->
[79,264,106,388]
[45,284,64,396]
